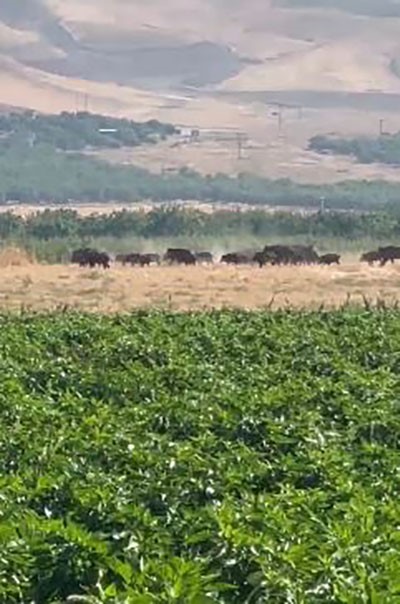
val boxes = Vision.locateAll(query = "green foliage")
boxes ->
[0,111,177,151]
[3,135,400,207]
[3,111,400,208]
[309,133,400,165]
[0,309,400,601]
[1,207,399,250]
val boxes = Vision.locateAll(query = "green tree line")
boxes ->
[309,132,400,165]
[1,207,399,242]
[0,110,177,151]
[3,142,400,208]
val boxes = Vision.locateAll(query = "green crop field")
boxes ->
[1,310,399,603]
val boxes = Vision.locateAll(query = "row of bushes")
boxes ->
[0,111,177,151]
[4,141,400,208]
[2,207,399,242]
[309,133,400,165]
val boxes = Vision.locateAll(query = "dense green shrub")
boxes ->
[309,133,400,165]
[0,207,399,244]
[0,111,177,151]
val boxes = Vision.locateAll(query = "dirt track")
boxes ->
[0,261,399,312]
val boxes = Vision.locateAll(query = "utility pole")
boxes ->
[74,92,89,113]
[236,132,245,160]
[277,104,284,138]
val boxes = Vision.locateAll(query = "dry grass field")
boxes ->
[1,248,400,312]
[96,116,400,185]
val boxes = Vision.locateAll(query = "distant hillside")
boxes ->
[2,0,400,184]
[0,0,77,50]
[2,0,400,104]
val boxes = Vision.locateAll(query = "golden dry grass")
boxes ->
[0,246,35,267]
[0,260,399,313]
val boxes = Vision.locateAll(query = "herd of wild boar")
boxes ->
[70,245,400,269]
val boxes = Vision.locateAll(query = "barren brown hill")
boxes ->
[2,0,400,182]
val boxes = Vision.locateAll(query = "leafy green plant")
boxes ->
[0,309,399,601]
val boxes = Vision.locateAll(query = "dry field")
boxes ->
[0,201,319,217]
[1,250,400,312]
[97,117,400,185]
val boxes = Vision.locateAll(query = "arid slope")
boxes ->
[2,1,400,182]
[3,1,400,110]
